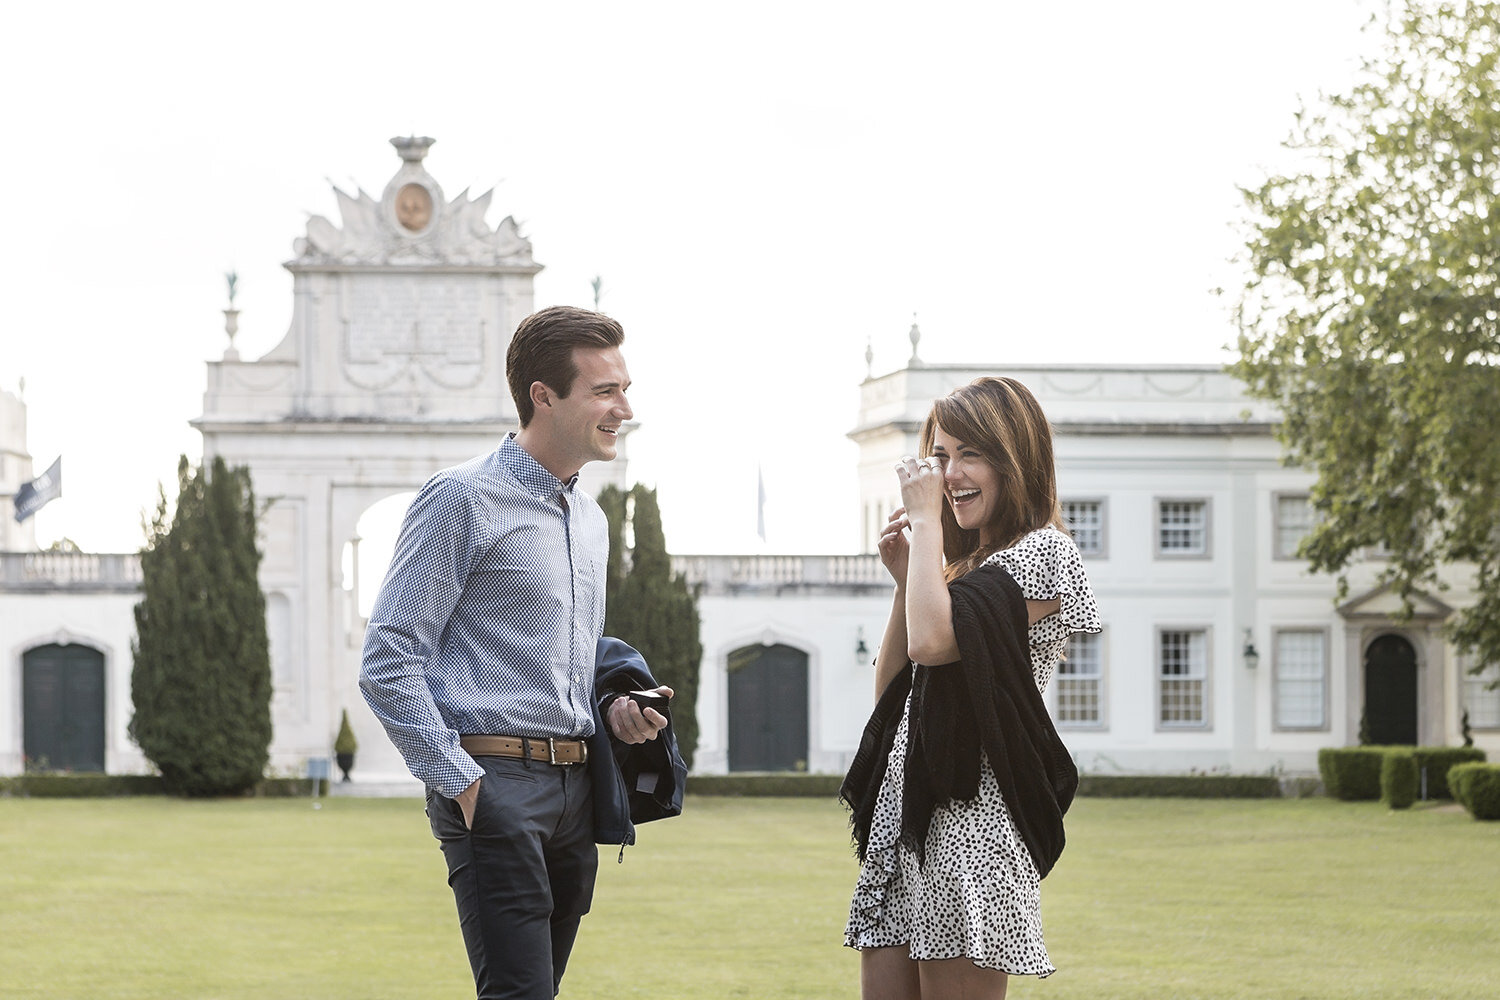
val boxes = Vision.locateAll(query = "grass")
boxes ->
[0,795,1496,999]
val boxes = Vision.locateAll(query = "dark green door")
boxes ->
[727,643,809,772]
[23,644,106,772]
[1364,634,1418,746]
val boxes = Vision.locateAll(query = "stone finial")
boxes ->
[390,135,437,163]
[908,315,923,367]
[864,338,874,379]
[225,270,238,307]
[223,306,241,362]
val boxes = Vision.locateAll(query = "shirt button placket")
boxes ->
[563,491,585,726]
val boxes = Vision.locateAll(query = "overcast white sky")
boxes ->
[3,1,1377,557]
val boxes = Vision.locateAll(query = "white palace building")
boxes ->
[3,139,1498,784]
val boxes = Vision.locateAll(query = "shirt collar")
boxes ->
[500,433,578,499]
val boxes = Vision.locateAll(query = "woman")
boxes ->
[841,376,1100,1000]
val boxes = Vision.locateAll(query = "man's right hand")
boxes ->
[454,777,481,829]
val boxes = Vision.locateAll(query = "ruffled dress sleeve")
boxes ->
[983,527,1101,691]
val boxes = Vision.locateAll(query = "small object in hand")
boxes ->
[628,689,671,716]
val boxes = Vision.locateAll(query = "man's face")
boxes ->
[548,346,632,472]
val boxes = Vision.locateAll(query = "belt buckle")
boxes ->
[547,736,564,766]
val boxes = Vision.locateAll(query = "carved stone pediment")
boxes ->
[291,136,535,268]
[1337,583,1454,622]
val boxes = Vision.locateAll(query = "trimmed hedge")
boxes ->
[1380,752,1418,809]
[687,773,844,797]
[1319,747,1388,800]
[686,773,1289,799]
[1321,746,1488,802]
[0,774,165,797]
[1448,763,1500,821]
[1410,746,1486,799]
[0,775,327,798]
[1075,774,1281,798]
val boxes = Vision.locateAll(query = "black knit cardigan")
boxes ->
[839,564,1079,878]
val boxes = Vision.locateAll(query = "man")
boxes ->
[360,305,674,999]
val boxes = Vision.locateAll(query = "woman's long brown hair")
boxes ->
[918,376,1065,581]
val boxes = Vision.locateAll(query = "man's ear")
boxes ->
[529,381,552,415]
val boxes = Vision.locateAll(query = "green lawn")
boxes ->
[1,794,1495,999]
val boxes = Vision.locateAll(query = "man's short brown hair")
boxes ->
[505,306,626,426]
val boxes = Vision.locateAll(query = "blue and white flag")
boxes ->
[13,457,62,523]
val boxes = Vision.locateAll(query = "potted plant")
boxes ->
[334,709,358,782]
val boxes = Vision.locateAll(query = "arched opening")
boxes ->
[341,491,417,620]
[1364,633,1418,745]
[726,643,809,772]
[23,644,106,772]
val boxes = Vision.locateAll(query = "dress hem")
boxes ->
[841,939,1056,979]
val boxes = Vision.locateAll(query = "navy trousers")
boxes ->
[426,754,598,999]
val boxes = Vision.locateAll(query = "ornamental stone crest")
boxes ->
[292,136,535,267]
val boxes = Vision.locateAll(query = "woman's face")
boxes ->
[931,424,1002,543]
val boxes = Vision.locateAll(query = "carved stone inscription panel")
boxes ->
[341,275,486,390]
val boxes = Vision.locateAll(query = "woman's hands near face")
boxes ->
[878,506,911,584]
[895,455,946,525]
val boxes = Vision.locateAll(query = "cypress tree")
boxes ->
[598,484,628,597]
[601,484,704,768]
[130,456,272,796]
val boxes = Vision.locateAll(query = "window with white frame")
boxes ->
[1273,629,1328,729]
[1463,660,1500,729]
[1055,631,1103,726]
[1061,499,1105,556]
[1274,494,1316,560]
[1158,629,1208,726]
[1157,500,1208,557]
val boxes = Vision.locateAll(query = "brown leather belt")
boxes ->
[460,734,589,765]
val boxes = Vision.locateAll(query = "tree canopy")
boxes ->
[1232,0,1500,675]
[130,456,272,796]
[600,484,704,768]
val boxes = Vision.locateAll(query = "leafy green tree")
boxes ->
[1231,1,1500,680]
[130,456,272,796]
[599,484,704,767]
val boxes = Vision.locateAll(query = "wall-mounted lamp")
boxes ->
[1242,628,1260,670]
[855,625,869,663]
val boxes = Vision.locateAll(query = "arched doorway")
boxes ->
[23,644,106,772]
[727,643,809,772]
[1364,633,1418,745]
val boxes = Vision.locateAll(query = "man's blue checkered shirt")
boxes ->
[360,434,607,798]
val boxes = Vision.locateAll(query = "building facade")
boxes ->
[829,358,1500,774]
[4,141,1498,782]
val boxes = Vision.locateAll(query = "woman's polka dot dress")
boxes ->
[844,526,1100,975]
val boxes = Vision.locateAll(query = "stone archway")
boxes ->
[193,138,633,779]
[1364,633,1418,746]
[23,644,105,772]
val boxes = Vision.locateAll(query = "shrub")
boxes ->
[1380,752,1418,809]
[1074,775,1280,798]
[334,710,358,756]
[1410,746,1486,799]
[1318,747,1388,800]
[0,774,165,797]
[0,774,325,798]
[1448,763,1500,821]
[687,773,843,797]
